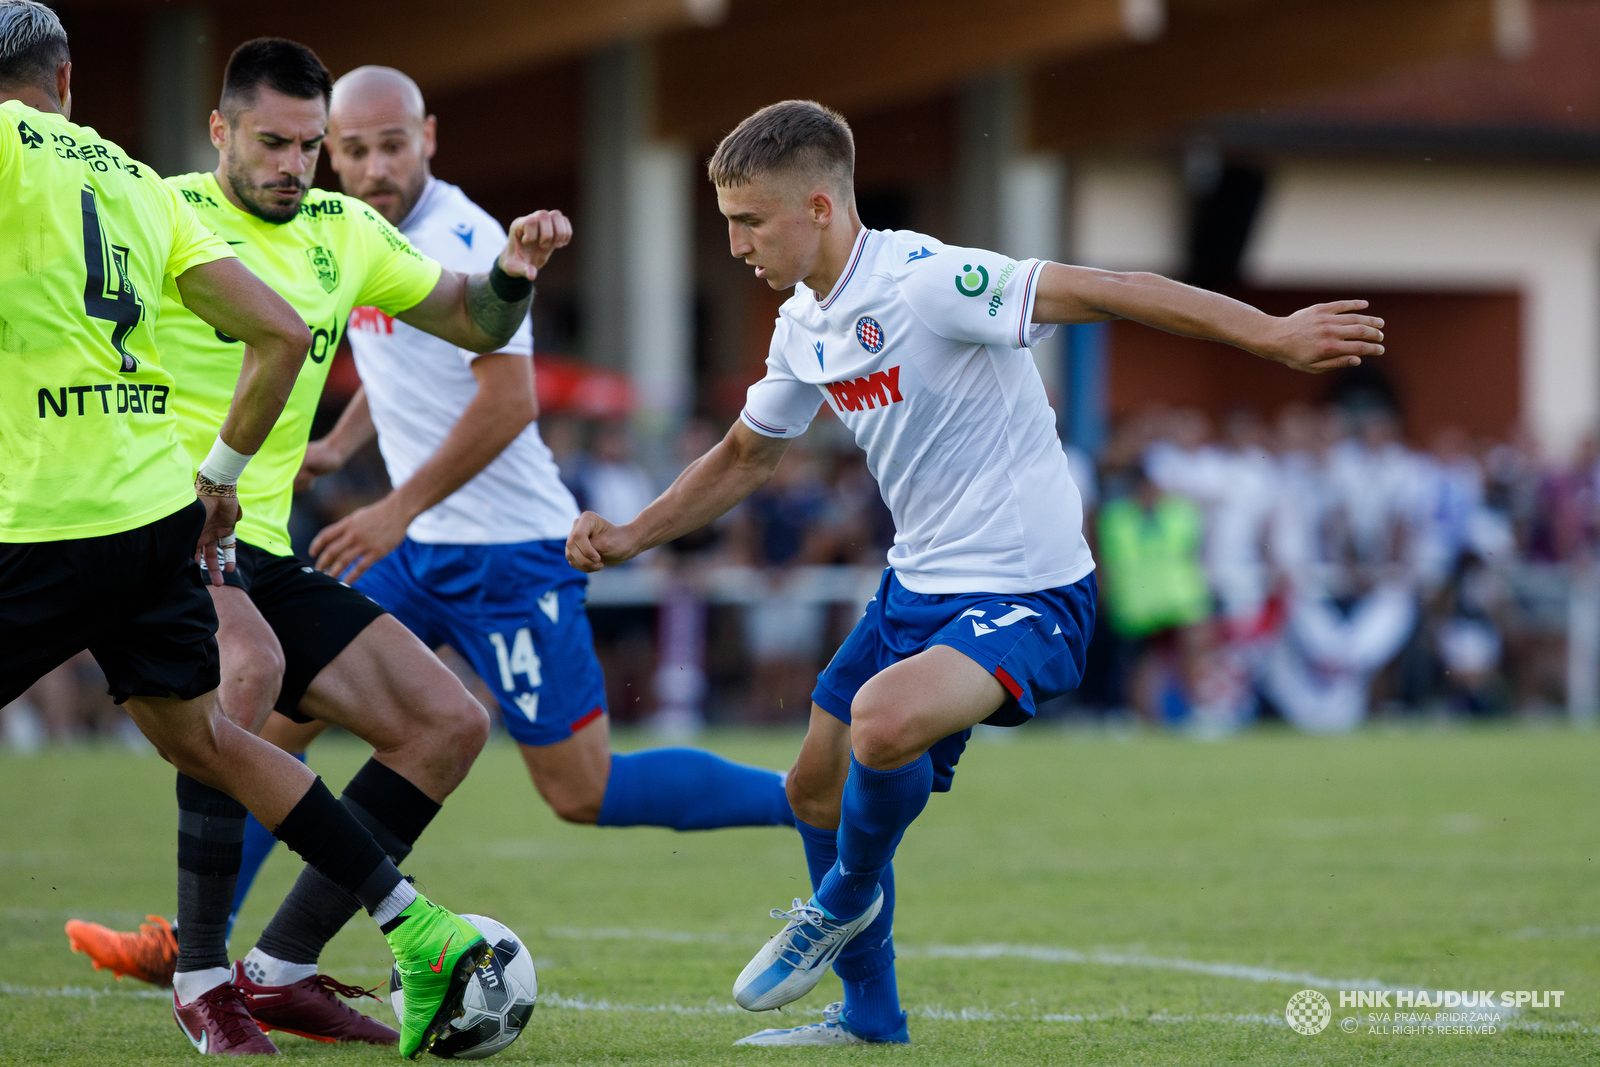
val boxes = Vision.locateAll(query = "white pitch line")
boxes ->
[526,995,1579,1033]
[0,982,168,1001]
[541,927,1398,991]
[0,984,1580,1034]
[898,944,1402,991]
[543,925,752,946]
[1509,924,1600,940]
[540,992,746,1016]
[539,991,1287,1027]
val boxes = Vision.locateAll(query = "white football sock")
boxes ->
[372,878,418,928]
[172,966,231,1005]
[241,946,317,988]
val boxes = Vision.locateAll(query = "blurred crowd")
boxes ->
[533,415,899,728]
[1084,402,1590,733]
[12,395,1600,745]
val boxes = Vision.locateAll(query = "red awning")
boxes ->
[534,354,634,418]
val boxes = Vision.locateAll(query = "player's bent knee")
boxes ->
[159,723,231,783]
[785,764,841,826]
[437,691,490,764]
[223,652,285,729]
[534,771,604,824]
[547,791,602,825]
[847,693,912,764]
[848,713,921,771]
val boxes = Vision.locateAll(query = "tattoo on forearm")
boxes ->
[465,273,534,348]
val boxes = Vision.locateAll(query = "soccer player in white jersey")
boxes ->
[220,66,794,924]
[568,100,1385,1047]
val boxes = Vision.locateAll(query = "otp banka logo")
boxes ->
[956,261,1017,316]
[955,263,989,296]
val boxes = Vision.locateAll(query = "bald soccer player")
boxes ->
[74,62,795,1014]
[225,66,794,912]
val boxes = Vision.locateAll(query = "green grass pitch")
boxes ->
[1,723,1596,1064]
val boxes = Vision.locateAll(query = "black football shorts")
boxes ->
[0,500,220,706]
[214,541,387,721]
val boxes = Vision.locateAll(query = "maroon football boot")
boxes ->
[229,961,399,1045]
[172,984,279,1055]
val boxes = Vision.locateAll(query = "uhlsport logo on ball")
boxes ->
[1286,989,1332,1034]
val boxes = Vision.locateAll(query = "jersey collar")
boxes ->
[816,227,871,311]
[397,177,440,235]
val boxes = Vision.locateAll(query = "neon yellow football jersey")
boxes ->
[0,101,235,542]
[158,171,442,556]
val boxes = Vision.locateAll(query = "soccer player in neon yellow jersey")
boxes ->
[61,36,568,1055]
[0,3,496,1058]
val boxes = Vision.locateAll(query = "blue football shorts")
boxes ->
[812,567,1096,790]
[356,538,608,747]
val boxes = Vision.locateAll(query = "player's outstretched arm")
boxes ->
[398,209,572,353]
[1030,263,1384,374]
[174,257,314,580]
[567,422,789,572]
[309,354,538,582]
[295,387,375,493]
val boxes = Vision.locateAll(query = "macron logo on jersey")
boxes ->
[825,366,903,413]
[349,305,395,334]
[451,223,474,248]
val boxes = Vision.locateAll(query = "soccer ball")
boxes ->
[389,914,537,1059]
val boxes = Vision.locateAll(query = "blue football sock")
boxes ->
[596,749,794,830]
[816,753,932,921]
[835,864,905,1042]
[226,751,306,939]
[794,817,838,890]
[796,817,904,1040]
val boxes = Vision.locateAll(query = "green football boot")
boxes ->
[384,893,491,1059]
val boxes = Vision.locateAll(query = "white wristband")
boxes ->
[199,437,252,485]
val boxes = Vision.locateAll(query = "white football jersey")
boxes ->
[741,227,1094,595]
[347,178,579,544]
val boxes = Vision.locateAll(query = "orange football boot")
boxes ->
[65,914,178,987]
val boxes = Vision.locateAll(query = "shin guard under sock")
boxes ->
[794,817,839,891]
[816,753,932,921]
[175,774,247,974]
[834,863,903,1040]
[596,749,794,830]
[255,759,440,965]
[266,775,402,918]
[796,817,903,1040]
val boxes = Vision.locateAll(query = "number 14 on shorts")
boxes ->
[486,628,541,721]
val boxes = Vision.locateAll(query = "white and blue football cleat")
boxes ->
[734,1002,910,1046]
[733,892,884,1011]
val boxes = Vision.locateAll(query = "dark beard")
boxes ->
[225,158,305,224]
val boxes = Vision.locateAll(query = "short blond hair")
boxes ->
[707,100,854,191]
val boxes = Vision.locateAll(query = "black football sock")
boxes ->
[266,774,403,913]
[255,759,441,966]
[174,773,246,975]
